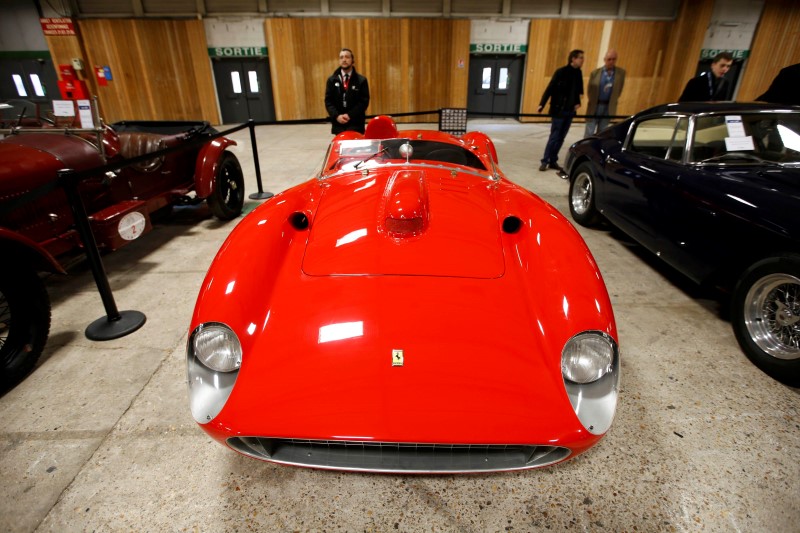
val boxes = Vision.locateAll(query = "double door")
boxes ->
[213,58,275,124]
[467,55,524,118]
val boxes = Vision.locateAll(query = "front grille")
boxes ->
[227,437,571,473]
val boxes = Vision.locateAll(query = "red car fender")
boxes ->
[194,138,237,199]
[0,228,65,274]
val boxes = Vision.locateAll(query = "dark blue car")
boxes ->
[565,102,800,386]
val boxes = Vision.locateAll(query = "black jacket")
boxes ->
[539,64,583,116]
[679,71,729,102]
[324,67,370,134]
[757,63,800,105]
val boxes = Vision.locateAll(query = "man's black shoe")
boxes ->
[548,163,563,171]
[538,163,548,171]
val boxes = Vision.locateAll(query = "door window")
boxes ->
[12,74,27,97]
[629,117,679,159]
[248,71,259,93]
[481,67,492,89]
[498,68,508,90]
[667,117,688,162]
[230,71,242,94]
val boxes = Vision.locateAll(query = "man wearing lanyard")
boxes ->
[325,48,370,134]
[678,52,734,102]
[584,49,626,137]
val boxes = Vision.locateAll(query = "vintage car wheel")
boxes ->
[0,265,51,389]
[569,163,601,227]
[208,152,245,221]
[732,254,800,387]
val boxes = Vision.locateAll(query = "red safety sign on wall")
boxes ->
[40,18,76,36]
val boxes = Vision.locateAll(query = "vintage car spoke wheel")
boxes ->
[0,265,51,390]
[569,163,600,227]
[733,255,800,387]
[208,152,245,221]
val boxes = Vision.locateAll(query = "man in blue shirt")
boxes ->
[538,50,584,172]
[584,50,626,137]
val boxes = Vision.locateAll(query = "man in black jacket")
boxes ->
[325,48,370,134]
[757,63,800,105]
[678,52,733,102]
[538,49,584,172]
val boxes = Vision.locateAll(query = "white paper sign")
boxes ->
[725,115,746,137]
[52,100,75,117]
[724,136,755,151]
[77,99,94,128]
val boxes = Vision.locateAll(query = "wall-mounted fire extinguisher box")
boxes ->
[57,63,89,100]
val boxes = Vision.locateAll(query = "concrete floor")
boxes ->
[1,119,798,532]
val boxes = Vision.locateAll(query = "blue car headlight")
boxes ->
[561,331,620,435]
[187,322,242,424]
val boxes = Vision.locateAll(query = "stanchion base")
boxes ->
[249,191,274,200]
[85,310,147,341]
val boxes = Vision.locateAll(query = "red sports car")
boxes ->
[187,116,619,473]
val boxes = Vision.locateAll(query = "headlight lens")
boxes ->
[193,323,242,372]
[562,332,614,383]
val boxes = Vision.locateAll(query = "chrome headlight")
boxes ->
[561,331,619,435]
[187,322,242,424]
[193,323,242,372]
[562,331,614,383]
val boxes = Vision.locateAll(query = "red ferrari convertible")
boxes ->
[187,116,619,473]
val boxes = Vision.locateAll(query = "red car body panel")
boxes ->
[189,125,618,470]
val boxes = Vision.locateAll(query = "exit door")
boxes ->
[213,57,275,124]
[467,55,524,118]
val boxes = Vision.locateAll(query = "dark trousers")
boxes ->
[542,112,575,165]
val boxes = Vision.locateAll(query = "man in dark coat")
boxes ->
[678,52,733,102]
[324,48,370,134]
[538,49,585,172]
[757,63,800,105]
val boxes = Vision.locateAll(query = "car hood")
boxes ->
[0,134,104,196]
[302,168,504,278]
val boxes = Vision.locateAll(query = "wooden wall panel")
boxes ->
[737,0,800,101]
[520,19,605,122]
[607,21,672,115]
[653,0,714,105]
[265,18,470,123]
[73,19,218,123]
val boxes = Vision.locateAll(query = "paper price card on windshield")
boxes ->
[726,116,746,137]
[725,136,755,151]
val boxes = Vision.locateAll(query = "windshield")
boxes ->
[690,112,800,165]
[323,138,487,175]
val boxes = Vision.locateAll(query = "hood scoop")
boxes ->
[381,170,429,238]
[302,169,504,278]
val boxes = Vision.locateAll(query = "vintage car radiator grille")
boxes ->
[227,437,571,473]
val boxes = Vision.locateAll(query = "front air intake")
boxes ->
[228,437,571,473]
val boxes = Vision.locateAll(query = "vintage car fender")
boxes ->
[194,137,238,199]
[0,228,65,274]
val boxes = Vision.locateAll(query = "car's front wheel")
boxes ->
[732,254,800,387]
[207,152,245,221]
[569,162,601,227]
[1,265,51,390]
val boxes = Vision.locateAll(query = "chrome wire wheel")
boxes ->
[744,273,800,360]
[571,171,593,216]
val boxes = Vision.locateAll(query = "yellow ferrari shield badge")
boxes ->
[392,349,404,367]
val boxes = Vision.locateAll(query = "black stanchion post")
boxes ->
[247,119,274,200]
[58,169,146,341]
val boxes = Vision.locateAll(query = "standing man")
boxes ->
[325,48,370,135]
[678,52,733,102]
[538,49,584,172]
[757,63,800,105]
[584,49,626,137]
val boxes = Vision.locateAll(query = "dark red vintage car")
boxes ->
[0,113,245,388]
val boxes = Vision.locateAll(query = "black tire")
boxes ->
[207,151,245,221]
[568,162,601,227]
[0,265,51,390]
[731,254,800,387]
